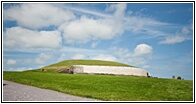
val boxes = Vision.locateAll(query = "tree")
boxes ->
[177,76,182,80]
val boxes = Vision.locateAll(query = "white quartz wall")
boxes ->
[71,65,148,77]
[69,65,83,73]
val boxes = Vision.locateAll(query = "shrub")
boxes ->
[172,75,175,79]
[177,76,182,80]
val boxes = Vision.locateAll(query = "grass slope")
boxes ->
[3,71,193,101]
[31,60,133,73]
[47,59,132,67]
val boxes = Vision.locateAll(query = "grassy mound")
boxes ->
[47,59,132,67]
[28,60,133,73]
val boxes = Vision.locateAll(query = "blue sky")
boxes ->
[3,2,193,80]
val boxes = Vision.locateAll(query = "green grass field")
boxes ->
[3,71,193,101]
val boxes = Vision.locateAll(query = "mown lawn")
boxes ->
[3,71,193,101]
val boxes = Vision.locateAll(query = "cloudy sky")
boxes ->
[3,2,193,80]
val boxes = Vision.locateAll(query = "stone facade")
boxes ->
[69,65,148,77]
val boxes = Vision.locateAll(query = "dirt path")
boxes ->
[3,80,100,101]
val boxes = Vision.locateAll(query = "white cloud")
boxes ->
[111,47,131,59]
[111,47,133,65]
[111,44,153,67]
[111,47,137,65]
[58,53,68,61]
[67,6,111,18]
[24,59,33,64]
[72,54,86,59]
[6,59,17,65]
[159,23,192,45]
[59,16,123,43]
[4,3,75,29]
[159,35,186,45]
[35,53,52,65]
[125,16,172,34]
[91,41,99,48]
[182,26,190,35]
[35,59,45,65]
[38,53,52,60]
[142,65,151,69]
[70,12,169,50]
[167,9,175,14]
[60,47,106,56]
[58,3,126,44]
[7,67,32,72]
[4,26,62,49]
[105,3,127,18]
[91,54,117,61]
[133,44,153,57]
[4,3,186,47]
[4,3,176,46]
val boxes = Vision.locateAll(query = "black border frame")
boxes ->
[1,1,195,103]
